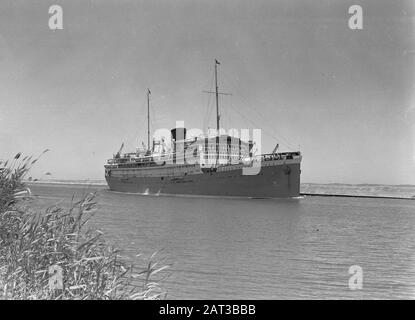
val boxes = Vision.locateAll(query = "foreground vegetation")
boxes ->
[0,153,168,299]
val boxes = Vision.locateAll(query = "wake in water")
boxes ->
[106,189,302,201]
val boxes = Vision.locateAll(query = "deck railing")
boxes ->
[106,151,301,168]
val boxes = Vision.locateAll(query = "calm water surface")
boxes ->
[29,183,415,299]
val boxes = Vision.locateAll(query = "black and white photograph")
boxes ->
[0,0,414,307]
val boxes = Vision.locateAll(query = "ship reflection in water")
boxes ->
[31,183,415,299]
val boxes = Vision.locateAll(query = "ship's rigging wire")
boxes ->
[219,69,297,150]
[227,99,295,150]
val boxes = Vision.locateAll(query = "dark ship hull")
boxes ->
[105,156,301,198]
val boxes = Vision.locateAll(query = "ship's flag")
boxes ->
[148,88,151,95]
[215,59,220,65]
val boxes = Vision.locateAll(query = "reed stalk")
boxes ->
[0,153,168,300]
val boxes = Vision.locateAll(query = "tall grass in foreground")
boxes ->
[0,153,168,299]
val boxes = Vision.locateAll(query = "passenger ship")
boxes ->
[105,60,302,198]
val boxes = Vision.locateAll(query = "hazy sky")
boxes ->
[0,0,414,184]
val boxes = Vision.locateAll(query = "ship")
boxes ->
[105,60,302,198]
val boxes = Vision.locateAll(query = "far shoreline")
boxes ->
[26,180,107,187]
[26,181,415,200]
[300,193,415,200]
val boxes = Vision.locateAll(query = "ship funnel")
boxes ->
[171,127,186,164]
[171,127,187,141]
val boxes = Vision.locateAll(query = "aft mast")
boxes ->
[214,60,220,140]
[147,88,151,153]
[214,60,220,165]
[207,59,231,165]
